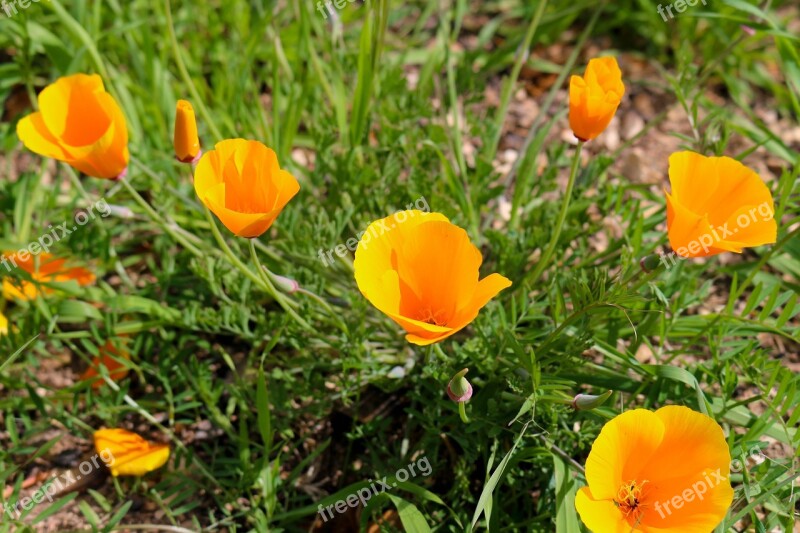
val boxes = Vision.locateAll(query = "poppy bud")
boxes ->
[269,272,300,294]
[569,57,625,142]
[571,390,613,411]
[447,368,473,403]
[639,255,663,273]
[174,100,201,163]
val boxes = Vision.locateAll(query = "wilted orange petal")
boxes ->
[1,253,95,301]
[94,428,170,477]
[81,340,131,389]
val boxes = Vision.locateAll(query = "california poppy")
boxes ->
[173,100,200,163]
[94,428,170,477]
[666,151,777,258]
[80,340,131,389]
[0,311,7,336]
[353,210,511,345]
[194,139,300,238]
[16,74,129,179]
[575,406,733,533]
[569,57,625,142]
[2,252,95,300]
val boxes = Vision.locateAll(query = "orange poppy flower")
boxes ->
[0,311,7,336]
[173,100,200,163]
[94,428,170,477]
[16,74,129,179]
[666,151,777,258]
[80,340,131,389]
[576,406,733,533]
[2,252,95,300]
[194,139,300,238]
[569,57,625,142]
[353,211,512,345]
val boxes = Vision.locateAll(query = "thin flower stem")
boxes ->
[525,142,584,288]
[164,0,223,141]
[111,526,198,533]
[433,343,448,360]
[203,207,265,288]
[458,401,470,424]
[295,288,349,333]
[248,239,312,330]
[203,209,309,330]
[118,176,204,257]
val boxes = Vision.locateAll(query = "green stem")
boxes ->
[248,240,312,330]
[118,176,204,257]
[458,401,470,424]
[485,0,548,160]
[164,0,223,141]
[525,142,584,288]
[295,288,348,333]
[203,207,268,289]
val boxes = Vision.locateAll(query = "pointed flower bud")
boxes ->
[447,368,473,403]
[269,271,299,294]
[174,100,201,163]
[571,390,613,411]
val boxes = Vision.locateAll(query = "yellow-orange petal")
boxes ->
[575,487,631,533]
[584,409,666,501]
[392,220,485,318]
[93,428,170,477]
[16,112,71,161]
[354,211,451,301]
[723,204,777,248]
[447,273,513,332]
[636,406,733,531]
[666,152,777,257]
[199,187,285,238]
[174,100,200,162]
[668,152,772,225]
[0,311,7,336]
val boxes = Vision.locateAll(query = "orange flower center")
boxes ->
[416,307,448,326]
[615,479,649,522]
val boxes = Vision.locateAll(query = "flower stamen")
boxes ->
[614,480,649,520]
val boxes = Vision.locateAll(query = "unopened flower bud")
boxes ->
[571,390,613,411]
[174,100,201,163]
[640,255,662,273]
[104,204,135,219]
[269,271,299,294]
[447,368,473,403]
